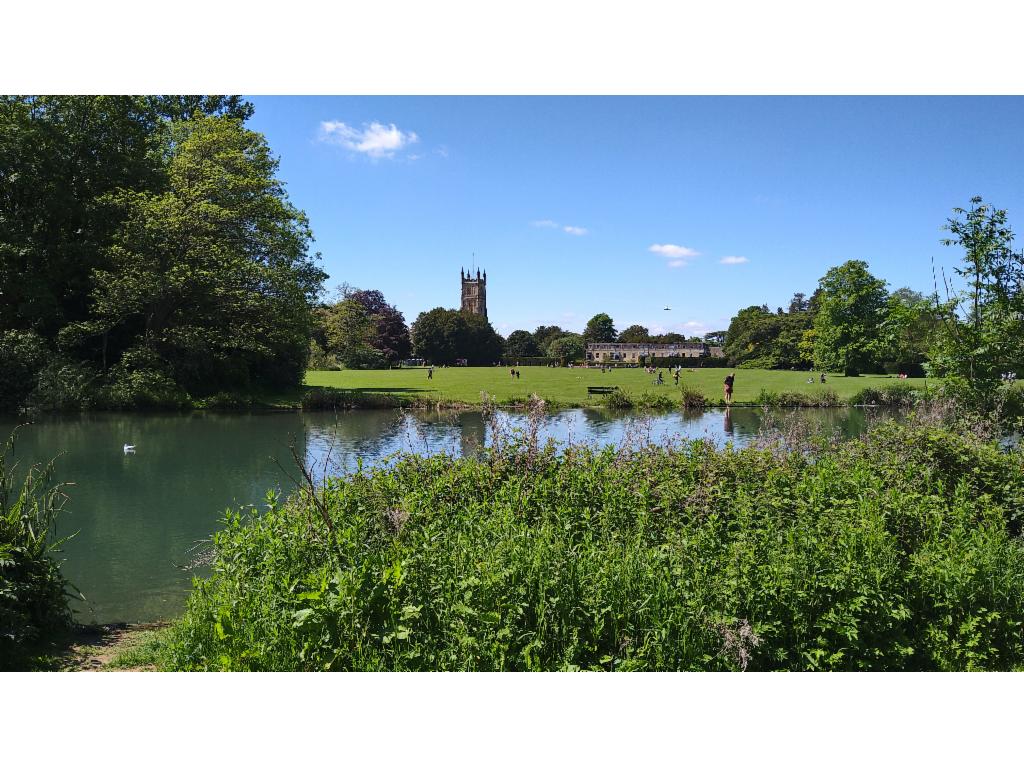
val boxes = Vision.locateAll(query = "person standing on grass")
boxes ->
[673,369,680,386]
[428,365,433,380]
[723,372,735,404]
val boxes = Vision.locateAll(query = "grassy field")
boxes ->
[304,366,934,408]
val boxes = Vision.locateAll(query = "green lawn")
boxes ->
[304,366,935,408]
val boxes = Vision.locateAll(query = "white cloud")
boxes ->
[318,121,419,159]
[533,220,588,236]
[720,255,749,265]
[649,243,700,267]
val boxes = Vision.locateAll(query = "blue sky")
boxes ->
[246,96,1024,338]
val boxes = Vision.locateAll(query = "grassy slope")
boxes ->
[304,367,934,407]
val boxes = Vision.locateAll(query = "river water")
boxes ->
[1,407,871,624]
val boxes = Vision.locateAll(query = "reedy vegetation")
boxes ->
[0,430,74,669]
[163,403,1024,671]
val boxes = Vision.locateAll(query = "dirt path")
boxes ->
[61,622,170,671]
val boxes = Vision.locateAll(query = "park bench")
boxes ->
[587,385,619,398]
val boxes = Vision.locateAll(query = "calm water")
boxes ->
[1,407,870,623]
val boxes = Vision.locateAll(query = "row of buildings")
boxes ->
[585,342,725,363]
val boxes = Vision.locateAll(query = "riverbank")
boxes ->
[161,415,1024,671]
[300,367,937,410]
[21,623,170,671]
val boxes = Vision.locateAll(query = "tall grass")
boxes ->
[0,429,75,669]
[163,412,1024,671]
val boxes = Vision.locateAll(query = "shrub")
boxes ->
[679,385,709,409]
[603,390,634,409]
[849,383,921,408]
[0,431,74,669]
[102,347,189,409]
[301,387,407,410]
[0,330,51,412]
[27,359,101,412]
[164,421,1024,671]
[756,389,842,407]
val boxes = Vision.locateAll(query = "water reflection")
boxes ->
[0,406,874,623]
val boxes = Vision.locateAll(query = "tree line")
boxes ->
[0,96,325,411]
[721,198,1024,396]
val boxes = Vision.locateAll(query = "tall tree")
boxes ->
[617,324,650,343]
[583,313,617,344]
[504,330,540,359]
[547,333,585,362]
[83,114,324,396]
[931,197,1024,389]
[348,289,412,364]
[322,296,385,370]
[879,288,938,376]
[812,260,888,376]
[533,325,564,351]
[411,308,503,365]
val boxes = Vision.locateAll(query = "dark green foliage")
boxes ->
[411,308,504,365]
[0,96,325,412]
[813,260,889,376]
[316,288,411,369]
[532,325,565,351]
[0,331,51,411]
[755,389,843,407]
[848,382,924,408]
[679,385,710,409]
[504,330,541,359]
[617,324,651,343]
[301,387,408,410]
[583,313,617,344]
[931,197,1024,395]
[0,431,74,669]
[546,333,585,362]
[724,305,814,369]
[164,421,1024,671]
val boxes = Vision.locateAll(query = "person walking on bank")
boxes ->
[673,369,680,386]
[723,372,735,404]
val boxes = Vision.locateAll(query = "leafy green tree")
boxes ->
[348,289,411,364]
[323,296,385,370]
[462,313,505,364]
[583,313,617,344]
[532,325,564,351]
[411,309,503,365]
[879,288,938,376]
[812,260,888,376]
[0,95,255,340]
[724,305,776,366]
[617,324,650,343]
[0,331,51,411]
[411,308,462,364]
[504,330,540,359]
[651,332,686,344]
[931,197,1024,389]
[704,331,727,346]
[85,114,324,396]
[547,333,585,362]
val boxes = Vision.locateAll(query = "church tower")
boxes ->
[460,267,487,319]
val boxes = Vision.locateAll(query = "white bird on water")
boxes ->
[123,443,136,454]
